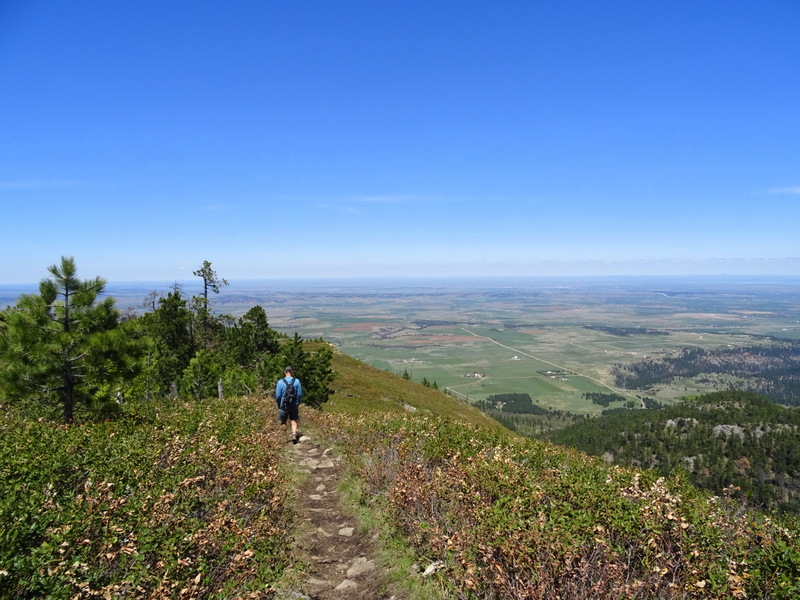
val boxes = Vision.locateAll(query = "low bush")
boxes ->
[0,396,292,599]
[330,413,800,600]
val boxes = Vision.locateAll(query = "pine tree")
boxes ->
[192,260,228,311]
[139,290,195,396]
[0,257,141,422]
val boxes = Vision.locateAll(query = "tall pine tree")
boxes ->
[0,257,141,422]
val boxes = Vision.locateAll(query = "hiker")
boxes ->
[275,366,302,443]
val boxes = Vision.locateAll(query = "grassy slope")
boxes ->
[314,351,800,600]
[324,348,509,433]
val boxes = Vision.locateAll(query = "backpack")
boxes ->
[281,377,297,409]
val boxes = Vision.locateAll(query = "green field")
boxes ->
[11,276,793,414]
[323,322,759,413]
[223,277,800,414]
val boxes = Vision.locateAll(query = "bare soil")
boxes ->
[275,430,406,600]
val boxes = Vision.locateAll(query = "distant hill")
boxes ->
[545,390,800,514]
[328,352,800,515]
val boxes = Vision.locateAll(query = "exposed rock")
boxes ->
[422,561,444,577]
[665,417,699,429]
[713,424,745,440]
[347,557,377,578]
[274,590,312,600]
[335,579,359,591]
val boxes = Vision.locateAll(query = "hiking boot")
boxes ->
[293,431,300,444]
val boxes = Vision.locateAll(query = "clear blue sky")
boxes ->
[2,1,799,283]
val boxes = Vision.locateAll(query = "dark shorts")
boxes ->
[278,403,299,423]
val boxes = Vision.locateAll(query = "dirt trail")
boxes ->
[275,430,403,600]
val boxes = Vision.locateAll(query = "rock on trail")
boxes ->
[275,431,403,600]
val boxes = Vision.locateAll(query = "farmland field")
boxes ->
[218,276,800,413]
[3,275,799,413]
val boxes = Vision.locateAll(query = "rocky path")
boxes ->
[276,430,403,600]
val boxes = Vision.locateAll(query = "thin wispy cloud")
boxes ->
[766,186,800,195]
[311,194,434,208]
[0,179,91,190]
[315,194,428,213]
[350,194,429,203]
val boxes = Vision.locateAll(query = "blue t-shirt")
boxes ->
[276,376,302,406]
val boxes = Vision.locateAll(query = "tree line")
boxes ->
[611,342,800,406]
[582,391,628,407]
[473,393,586,437]
[0,257,333,423]
[477,392,544,414]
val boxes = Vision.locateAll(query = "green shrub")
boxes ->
[330,412,800,600]
[0,396,292,599]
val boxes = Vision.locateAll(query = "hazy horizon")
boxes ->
[3,272,800,305]
[4,258,800,287]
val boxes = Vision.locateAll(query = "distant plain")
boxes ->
[4,276,799,414]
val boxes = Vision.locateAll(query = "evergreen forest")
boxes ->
[546,391,800,514]
[612,343,800,406]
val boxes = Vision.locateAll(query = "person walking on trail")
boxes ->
[276,366,302,443]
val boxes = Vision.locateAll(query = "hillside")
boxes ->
[545,391,800,514]
[325,348,509,431]
[0,395,291,599]
[308,357,798,599]
[317,367,800,599]
[2,351,799,599]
